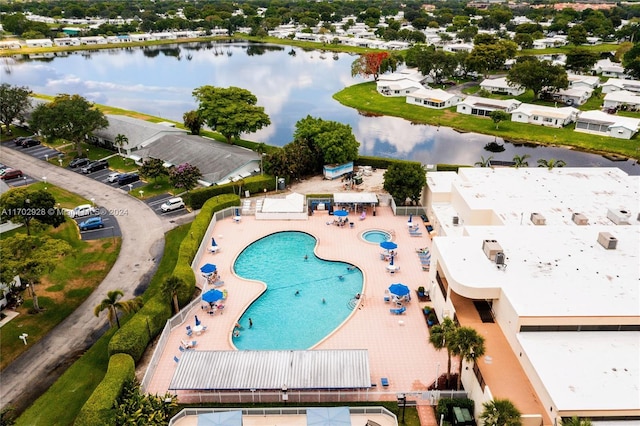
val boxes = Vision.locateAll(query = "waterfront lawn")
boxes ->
[334,82,640,160]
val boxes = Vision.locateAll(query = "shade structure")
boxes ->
[195,315,201,326]
[306,407,352,426]
[380,241,398,250]
[202,289,224,303]
[198,411,242,426]
[200,263,217,274]
[334,209,348,217]
[389,283,410,297]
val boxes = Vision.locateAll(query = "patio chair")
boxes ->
[381,377,389,387]
[173,356,180,363]
[190,340,197,347]
[179,346,185,352]
[390,306,406,315]
[186,328,193,337]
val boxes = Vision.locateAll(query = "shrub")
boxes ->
[185,176,272,209]
[74,353,135,426]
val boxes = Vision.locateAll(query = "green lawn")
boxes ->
[11,224,191,425]
[334,82,640,160]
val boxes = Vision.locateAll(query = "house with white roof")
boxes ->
[406,88,462,109]
[532,36,568,49]
[456,96,521,117]
[422,166,639,424]
[480,77,525,96]
[53,37,81,47]
[575,110,640,139]
[592,58,628,79]
[79,36,107,45]
[510,103,579,127]
[377,68,428,96]
[130,33,152,42]
[25,39,53,48]
[442,43,474,53]
[546,86,593,106]
[601,78,640,94]
[0,40,22,49]
[566,73,599,90]
[603,90,640,111]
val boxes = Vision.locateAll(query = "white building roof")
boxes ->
[519,332,640,413]
[511,103,578,119]
[480,77,519,90]
[604,90,640,104]
[408,88,458,103]
[378,68,426,83]
[459,96,521,110]
[577,110,640,131]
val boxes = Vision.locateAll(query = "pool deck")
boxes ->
[145,204,450,403]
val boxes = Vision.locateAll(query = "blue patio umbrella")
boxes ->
[195,315,201,326]
[389,283,410,297]
[234,208,240,216]
[200,263,217,274]
[202,289,224,303]
[334,209,348,217]
[211,237,218,247]
[390,255,394,266]
[408,214,413,223]
[380,241,398,250]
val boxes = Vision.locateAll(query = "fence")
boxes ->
[389,197,427,217]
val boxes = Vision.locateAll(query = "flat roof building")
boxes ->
[422,167,640,424]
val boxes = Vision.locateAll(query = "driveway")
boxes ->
[0,147,170,413]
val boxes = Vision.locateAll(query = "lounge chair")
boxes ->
[381,377,389,387]
[390,306,406,315]
[186,326,193,336]
[410,232,423,237]
[190,340,197,347]
[173,356,180,363]
[179,346,185,352]
[359,211,366,220]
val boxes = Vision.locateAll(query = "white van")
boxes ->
[69,204,97,218]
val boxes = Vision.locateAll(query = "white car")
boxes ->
[160,197,185,213]
[106,172,121,183]
[69,204,98,218]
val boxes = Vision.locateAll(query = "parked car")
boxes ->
[20,138,41,148]
[0,168,23,180]
[81,160,109,174]
[13,136,30,146]
[69,157,90,168]
[117,173,140,186]
[69,204,98,218]
[78,216,104,231]
[160,197,185,212]
[106,172,121,183]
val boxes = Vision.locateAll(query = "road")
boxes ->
[0,147,170,414]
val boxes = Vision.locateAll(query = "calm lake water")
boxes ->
[3,42,638,174]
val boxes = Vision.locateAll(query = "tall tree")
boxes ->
[507,58,568,99]
[192,86,270,144]
[0,84,32,135]
[489,110,510,130]
[451,326,486,390]
[161,276,184,314]
[0,187,66,235]
[565,48,599,73]
[567,24,588,45]
[480,399,522,426]
[293,115,360,166]
[183,110,204,135]
[383,162,426,205]
[94,290,143,329]
[623,43,640,79]
[113,133,128,155]
[429,317,458,387]
[169,162,201,191]
[139,158,168,184]
[29,94,108,157]
[351,51,390,81]
[0,234,71,312]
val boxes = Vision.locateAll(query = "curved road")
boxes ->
[0,147,168,413]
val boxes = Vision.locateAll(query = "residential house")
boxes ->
[603,90,640,111]
[129,33,152,42]
[25,39,53,48]
[377,68,428,96]
[547,87,593,106]
[510,103,579,127]
[90,115,188,155]
[53,37,81,47]
[79,36,107,45]
[0,40,22,49]
[567,73,600,90]
[480,77,525,96]
[592,59,628,79]
[406,88,462,109]
[456,96,521,117]
[134,134,261,187]
[442,43,474,53]
[532,36,568,49]
[575,110,640,139]
[601,78,640,94]
[106,35,131,43]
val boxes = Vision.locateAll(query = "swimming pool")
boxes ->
[361,230,392,244]
[233,231,363,350]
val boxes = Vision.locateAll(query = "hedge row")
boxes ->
[185,175,276,210]
[74,353,135,426]
[77,194,240,424]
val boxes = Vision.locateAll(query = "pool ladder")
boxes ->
[347,298,359,310]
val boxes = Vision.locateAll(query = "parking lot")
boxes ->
[3,139,189,221]
[71,211,122,241]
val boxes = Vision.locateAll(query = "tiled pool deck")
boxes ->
[146,205,451,403]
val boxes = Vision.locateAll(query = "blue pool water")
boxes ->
[233,231,363,350]
[362,230,392,244]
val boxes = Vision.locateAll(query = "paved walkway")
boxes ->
[0,147,169,413]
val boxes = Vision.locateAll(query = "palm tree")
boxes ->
[429,317,458,387]
[161,276,183,314]
[452,326,486,390]
[480,399,522,426]
[114,133,128,155]
[94,290,143,329]
[561,417,592,426]
[537,158,566,170]
[512,154,530,168]
[475,155,493,167]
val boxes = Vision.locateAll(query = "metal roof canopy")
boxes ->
[333,193,378,204]
[169,350,371,391]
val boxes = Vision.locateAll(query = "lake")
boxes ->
[3,41,638,174]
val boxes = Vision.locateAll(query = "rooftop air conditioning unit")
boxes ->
[572,212,589,226]
[495,252,506,268]
[530,212,546,225]
[453,216,459,226]
[597,232,617,250]
[607,208,631,225]
[482,239,503,261]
